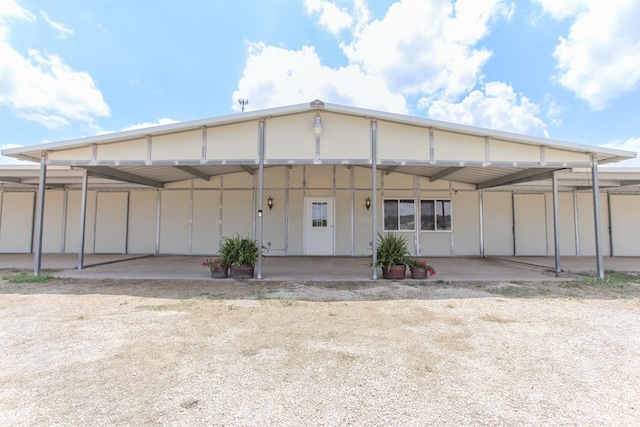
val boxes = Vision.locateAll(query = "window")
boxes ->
[383,199,415,231]
[421,199,451,231]
[311,202,328,227]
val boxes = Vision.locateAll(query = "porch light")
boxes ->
[365,196,371,211]
[313,113,323,136]
[267,196,274,210]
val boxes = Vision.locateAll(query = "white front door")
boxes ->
[304,197,335,255]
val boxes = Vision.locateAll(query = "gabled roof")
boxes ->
[2,101,636,190]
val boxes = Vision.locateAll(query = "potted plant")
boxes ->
[202,257,228,278]
[219,234,263,278]
[373,232,410,279]
[408,259,436,279]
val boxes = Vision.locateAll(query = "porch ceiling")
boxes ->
[1,164,639,192]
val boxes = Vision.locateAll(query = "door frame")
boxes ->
[303,196,336,256]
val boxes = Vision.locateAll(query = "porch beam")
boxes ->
[620,180,640,187]
[430,166,464,182]
[476,168,560,189]
[241,165,254,175]
[84,166,163,188]
[385,166,398,175]
[174,165,210,181]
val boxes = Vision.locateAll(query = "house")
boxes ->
[1,100,638,279]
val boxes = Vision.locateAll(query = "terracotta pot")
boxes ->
[210,269,227,278]
[382,264,406,279]
[230,264,254,278]
[410,267,428,279]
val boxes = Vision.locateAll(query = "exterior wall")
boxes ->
[2,166,640,258]
[0,191,35,253]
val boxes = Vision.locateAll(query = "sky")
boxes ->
[1,0,639,166]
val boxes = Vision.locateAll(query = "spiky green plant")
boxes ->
[219,234,264,267]
[373,232,410,268]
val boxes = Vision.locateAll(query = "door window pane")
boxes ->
[311,202,328,227]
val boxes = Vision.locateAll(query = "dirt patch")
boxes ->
[1,277,639,425]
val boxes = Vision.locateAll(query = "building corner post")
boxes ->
[371,119,378,280]
[34,152,47,276]
[591,154,604,279]
[77,169,89,270]
[552,171,561,276]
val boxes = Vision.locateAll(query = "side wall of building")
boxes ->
[1,166,639,256]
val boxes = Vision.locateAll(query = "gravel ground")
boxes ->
[1,277,639,425]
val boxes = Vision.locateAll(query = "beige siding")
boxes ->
[483,192,513,255]
[265,113,315,160]
[42,191,65,253]
[546,148,590,164]
[97,138,147,161]
[64,191,97,254]
[94,192,128,253]
[419,232,450,256]
[609,195,640,256]
[0,192,34,253]
[452,192,479,255]
[354,189,373,256]
[434,130,484,162]
[208,122,258,161]
[306,165,334,188]
[261,190,286,255]
[288,190,304,255]
[320,113,370,160]
[192,190,219,254]
[48,146,93,161]
[490,139,540,163]
[384,172,414,189]
[545,193,577,255]
[152,130,202,161]
[221,190,254,239]
[378,121,429,161]
[127,191,157,254]
[514,194,547,255]
[159,191,191,254]
[576,193,611,256]
[335,190,352,255]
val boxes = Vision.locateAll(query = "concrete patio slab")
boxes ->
[1,254,637,282]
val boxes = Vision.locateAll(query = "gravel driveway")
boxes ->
[1,278,639,425]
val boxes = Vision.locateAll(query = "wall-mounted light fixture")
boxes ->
[313,112,323,136]
[365,196,371,211]
[267,196,274,210]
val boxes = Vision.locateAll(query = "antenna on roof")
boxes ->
[238,98,249,112]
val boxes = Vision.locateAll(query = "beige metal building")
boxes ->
[1,101,638,278]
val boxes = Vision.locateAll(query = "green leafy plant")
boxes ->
[219,234,265,267]
[373,232,410,268]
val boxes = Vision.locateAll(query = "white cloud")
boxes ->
[305,0,352,34]
[602,137,640,167]
[41,11,73,38]
[427,82,549,137]
[0,2,109,128]
[232,43,407,113]
[233,0,511,113]
[536,0,640,110]
[0,0,36,21]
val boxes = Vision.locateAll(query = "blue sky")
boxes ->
[1,0,639,165]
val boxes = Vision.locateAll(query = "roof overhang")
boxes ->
[2,101,636,190]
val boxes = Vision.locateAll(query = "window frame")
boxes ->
[419,198,452,232]
[382,199,416,231]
